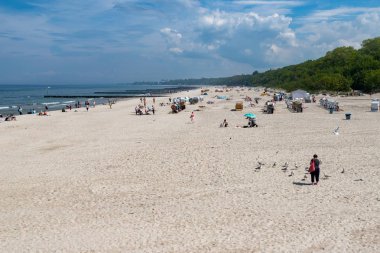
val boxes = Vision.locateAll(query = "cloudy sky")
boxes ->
[0,0,379,84]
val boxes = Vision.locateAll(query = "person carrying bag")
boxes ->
[309,154,321,185]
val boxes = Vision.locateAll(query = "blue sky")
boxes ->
[0,0,379,84]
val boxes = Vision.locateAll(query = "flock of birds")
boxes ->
[254,152,346,183]
[250,128,366,183]
[249,122,366,183]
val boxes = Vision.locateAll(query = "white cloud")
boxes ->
[278,30,298,46]
[243,48,253,56]
[191,10,299,67]
[160,28,183,42]
[169,47,183,54]
[294,10,380,60]
[234,1,304,7]
[302,7,380,22]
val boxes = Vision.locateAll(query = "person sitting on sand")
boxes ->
[38,111,48,116]
[5,114,16,121]
[248,118,258,127]
[222,119,228,127]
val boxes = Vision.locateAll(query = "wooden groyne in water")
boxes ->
[44,95,166,98]
[43,86,198,99]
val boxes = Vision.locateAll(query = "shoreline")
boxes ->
[0,85,200,116]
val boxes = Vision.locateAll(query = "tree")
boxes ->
[363,69,380,94]
[360,37,380,61]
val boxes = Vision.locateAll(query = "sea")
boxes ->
[0,83,197,115]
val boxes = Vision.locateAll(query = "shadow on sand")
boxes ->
[293,181,313,186]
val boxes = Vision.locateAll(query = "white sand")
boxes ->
[0,88,379,252]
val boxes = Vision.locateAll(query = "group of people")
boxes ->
[135,104,155,115]
[0,114,17,121]
[74,100,95,109]
[18,107,38,115]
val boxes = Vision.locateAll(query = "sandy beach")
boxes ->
[0,88,379,252]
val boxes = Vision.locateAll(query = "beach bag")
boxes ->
[309,160,315,173]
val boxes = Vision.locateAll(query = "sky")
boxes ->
[0,0,380,84]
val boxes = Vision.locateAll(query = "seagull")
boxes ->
[258,161,265,166]
[255,164,262,170]
[333,126,340,135]
[341,168,345,174]
[288,172,294,177]
[323,173,331,179]
[272,162,277,167]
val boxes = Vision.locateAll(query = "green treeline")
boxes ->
[251,37,380,93]
[161,37,380,93]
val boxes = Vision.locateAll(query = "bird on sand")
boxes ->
[288,172,294,177]
[341,168,345,173]
[323,173,331,179]
[272,162,277,167]
[333,126,340,135]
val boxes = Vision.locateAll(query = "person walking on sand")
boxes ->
[190,111,195,123]
[93,100,96,108]
[310,154,321,185]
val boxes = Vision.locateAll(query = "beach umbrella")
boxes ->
[244,113,256,118]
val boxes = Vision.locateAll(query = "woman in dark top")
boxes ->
[310,154,321,185]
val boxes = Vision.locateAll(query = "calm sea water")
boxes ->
[0,83,190,115]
